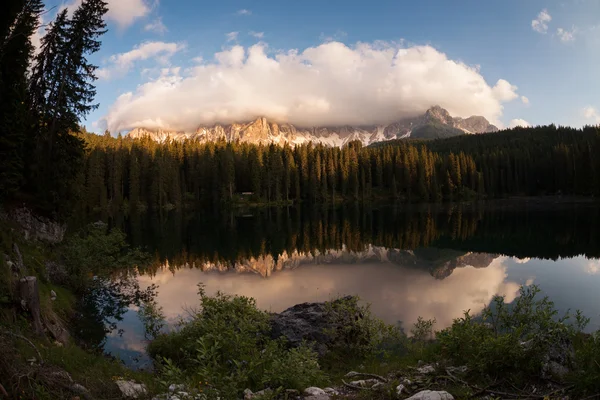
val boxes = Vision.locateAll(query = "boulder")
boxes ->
[270,296,364,355]
[406,390,454,400]
[115,380,147,399]
[11,207,66,244]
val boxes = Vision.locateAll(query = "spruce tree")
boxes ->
[0,0,43,198]
[28,0,108,216]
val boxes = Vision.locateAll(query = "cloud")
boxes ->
[532,9,552,34]
[509,119,531,128]
[557,27,576,42]
[249,31,264,39]
[514,257,531,264]
[137,256,520,330]
[144,17,167,34]
[97,41,185,80]
[492,79,519,102]
[587,261,600,275]
[583,106,600,123]
[61,0,151,29]
[236,9,252,16]
[102,41,523,133]
[521,96,530,105]
[226,31,239,42]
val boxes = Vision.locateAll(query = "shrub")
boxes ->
[436,285,586,384]
[323,295,404,363]
[149,287,327,399]
[571,330,600,396]
[60,222,149,290]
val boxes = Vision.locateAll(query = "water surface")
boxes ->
[79,201,600,368]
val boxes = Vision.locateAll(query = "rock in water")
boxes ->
[270,296,363,355]
[406,390,454,400]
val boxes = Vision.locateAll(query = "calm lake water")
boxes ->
[77,201,600,369]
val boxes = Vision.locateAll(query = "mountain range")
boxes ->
[193,245,497,279]
[127,105,499,147]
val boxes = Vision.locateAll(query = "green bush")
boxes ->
[149,287,327,399]
[323,295,404,364]
[571,330,600,396]
[60,222,149,290]
[435,285,589,384]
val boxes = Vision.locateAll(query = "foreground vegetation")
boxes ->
[146,285,600,400]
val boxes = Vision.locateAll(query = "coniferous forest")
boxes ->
[79,124,600,214]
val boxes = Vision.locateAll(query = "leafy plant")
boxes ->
[325,296,403,360]
[149,287,327,399]
[436,285,589,384]
[60,222,149,290]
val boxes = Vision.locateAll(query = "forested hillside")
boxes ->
[79,124,600,213]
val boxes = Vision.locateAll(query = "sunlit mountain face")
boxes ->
[127,106,498,147]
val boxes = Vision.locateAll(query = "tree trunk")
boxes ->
[19,276,43,335]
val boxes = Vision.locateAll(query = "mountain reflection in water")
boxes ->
[138,249,518,330]
[76,202,600,368]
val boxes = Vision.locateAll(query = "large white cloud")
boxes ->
[61,0,151,29]
[101,41,522,133]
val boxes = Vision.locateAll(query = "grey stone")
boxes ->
[270,296,364,356]
[304,387,328,396]
[416,364,436,374]
[115,380,147,399]
[169,384,186,393]
[349,379,379,387]
[11,208,66,244]
[406,390,454,400]
[396,384,406,396]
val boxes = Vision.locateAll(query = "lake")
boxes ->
[77,200,600,369]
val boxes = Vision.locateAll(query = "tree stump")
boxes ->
[19,276,44,335]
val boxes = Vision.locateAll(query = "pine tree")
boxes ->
[0,0,44,198]
[27,0,108,216]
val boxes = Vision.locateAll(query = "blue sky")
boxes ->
[44,0,600,133]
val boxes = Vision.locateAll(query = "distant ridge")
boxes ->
[127,106,498,147]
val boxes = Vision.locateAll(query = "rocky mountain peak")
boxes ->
[425,105,454,125]
[126,106,498,146]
